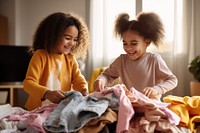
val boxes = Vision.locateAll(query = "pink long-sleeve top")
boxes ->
[98,52,178,100]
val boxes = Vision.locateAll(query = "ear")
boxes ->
[145,39,151,46]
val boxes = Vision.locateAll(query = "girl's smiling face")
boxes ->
[55,25,79,55]
[122,30,150,60]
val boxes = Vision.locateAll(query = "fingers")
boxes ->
[143,88,151,98]
[59,90,65,95]
[95,85,102,92]
[143,87,158,99]
[57,90,65,99]
[81,88,88,96]
[94,81,99,91]
[45,90,65,103]
[94,80,105,92]
[54,91,65,103]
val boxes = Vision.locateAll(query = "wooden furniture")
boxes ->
[0,83,24,106]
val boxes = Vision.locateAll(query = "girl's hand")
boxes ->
[94,79,106,92]
[142,87,159,99]
[81,88,89,96]
[44,90,65,103]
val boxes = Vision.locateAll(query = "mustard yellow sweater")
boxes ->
[23,49,87,110]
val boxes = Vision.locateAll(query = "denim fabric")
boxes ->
[102,93,119,110]
[89,91,119,110]
[43,91,109,133]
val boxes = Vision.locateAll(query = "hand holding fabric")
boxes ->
[142,87,159,99]
[94,79,106,92]
[44,90,65,103]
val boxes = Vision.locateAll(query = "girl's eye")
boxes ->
[131,43,137,46]
[123,42,127,46]
[65,37,71,40]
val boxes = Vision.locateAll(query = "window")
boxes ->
[89,0,135,67]
[89,0,183,71]
[88,0,199,97]
[142,0,183,54]
[103,0,136,63]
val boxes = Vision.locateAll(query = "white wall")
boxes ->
[0,0,87,46]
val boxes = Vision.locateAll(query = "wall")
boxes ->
[0,0,88,107]
[0,0,87,46]
[0,0,15,44]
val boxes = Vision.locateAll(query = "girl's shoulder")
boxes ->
[64,53,76,60]
[118,54,129,60]
[29,49,49,63]
[65,53,74,58]
[33,49,48,55]
[145,52,166,65]
[33,50,74,58]
[115,53,162,62]
[111,54,129,63]
[146,52,162,59]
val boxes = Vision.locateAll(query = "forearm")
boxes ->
[23,79,48,100]
[153,75,178,94]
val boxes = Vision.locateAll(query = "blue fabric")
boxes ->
[102,92,119,110]
[43,91,109,133]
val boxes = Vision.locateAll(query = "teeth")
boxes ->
[64,46,69,49]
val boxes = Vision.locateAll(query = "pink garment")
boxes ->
[129,86,170,108]
[139,117,182,133]
[6,104,57,133]
[144,108,167,122]
[90,84,134,133]
[91,84,180,132]
[129,87,180,125]
[159,107,180,125]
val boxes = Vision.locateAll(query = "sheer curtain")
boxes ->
[85,0,135,79]
[177,0,200,96]
[86,0,200,97]
[169,0,200,96]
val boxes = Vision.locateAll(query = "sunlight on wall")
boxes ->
[104,0,136,63]
[90,0,183,68]
[143,0,183,54]
[90,0,136,67]
[176,0,183,54]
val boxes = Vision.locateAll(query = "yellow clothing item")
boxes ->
[163,95,200,133]
[88,67,106,93]
[23,49,87,110]
[184,96,200,115]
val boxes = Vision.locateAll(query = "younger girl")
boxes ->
[94,12,178,100]
[23,12,89,110]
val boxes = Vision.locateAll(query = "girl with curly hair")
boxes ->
[94,12,177,100]
[23,12,89,110]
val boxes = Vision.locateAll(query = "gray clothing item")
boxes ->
[43,91,109,133]
[89,90,119,110]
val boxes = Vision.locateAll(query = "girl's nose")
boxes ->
[68,40,76,46]
[126,45,133,51]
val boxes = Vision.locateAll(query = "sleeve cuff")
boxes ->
[97,75,108,84]
[41,90,48,101]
